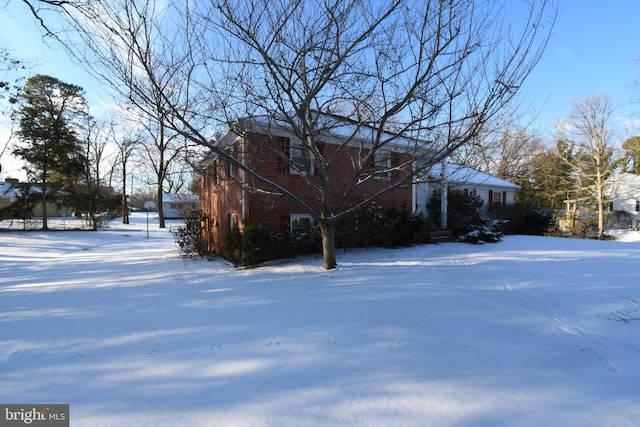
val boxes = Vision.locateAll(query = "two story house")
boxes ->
[200,115,521,256]
[200,116,414,256]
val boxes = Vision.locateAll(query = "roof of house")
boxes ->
[606,172,640,197]
[219,113,430,151]
[424,163,520,190]
[162,193,199,203]
[608,172,640,187]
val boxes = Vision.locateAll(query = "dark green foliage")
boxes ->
[336,203,431,250]
[428,189,484,236]
[371,203,427,248]
[218,204,431,267]
[458,220,504,244]
[501,203,555,235]
[12,74,88,229]
[173,211,208,258]
[0,186,36,225]
[224,220,276,266]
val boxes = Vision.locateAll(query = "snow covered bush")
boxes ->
[458,220,504,244]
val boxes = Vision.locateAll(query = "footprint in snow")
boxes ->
[209,344,224,350]
[267,341,281,347]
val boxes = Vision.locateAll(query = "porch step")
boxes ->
[430,229,453,243]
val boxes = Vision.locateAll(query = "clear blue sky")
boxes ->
[1,0,639,179]
[519,0,640,134]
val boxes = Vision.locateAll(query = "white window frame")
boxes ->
[374,149,391,181]
[492,190,503,207]
[229,212,236,230]
[290,214,314,234]
[290,140,314,176]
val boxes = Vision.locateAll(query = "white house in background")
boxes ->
[606,172,640,220]
[162,193,200,219]
[413,162,520,219]
[0,180,19,210]
[0,179,73,217]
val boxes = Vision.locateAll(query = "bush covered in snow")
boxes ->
[458,220,504,244]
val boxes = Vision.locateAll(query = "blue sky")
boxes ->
[520,0,640,133]
[1,0,639,179]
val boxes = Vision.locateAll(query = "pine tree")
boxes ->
[12,74,87,230]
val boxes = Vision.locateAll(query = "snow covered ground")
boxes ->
[1,213,640,426]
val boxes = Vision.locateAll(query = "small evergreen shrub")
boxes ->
[173,211,208,257]
[224,220,274,266]
[501,203,555,235]
[458,220,504,244]
[428,189,484,236]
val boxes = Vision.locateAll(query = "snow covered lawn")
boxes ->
[1,213,640,426]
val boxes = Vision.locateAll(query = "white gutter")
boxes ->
[440,157,448,229]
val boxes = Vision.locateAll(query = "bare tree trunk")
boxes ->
[157,183,165,229]
[319,220,337,270]
[122,160,129,224]
[41,179,48,231]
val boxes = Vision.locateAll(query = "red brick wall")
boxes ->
[201,132,412,255]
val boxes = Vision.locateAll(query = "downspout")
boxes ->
[440,157,448,229]
[241,140,246,223]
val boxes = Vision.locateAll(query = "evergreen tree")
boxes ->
[12,74,87,229]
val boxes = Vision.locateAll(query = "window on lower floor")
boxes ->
[290,214,314,234]
[230,212,236,230]
[491,190,502,209]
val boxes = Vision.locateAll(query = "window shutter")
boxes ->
[502,191,507,205]
[278,136,290,173]
[488,190,493,211]
[391,151,400,180]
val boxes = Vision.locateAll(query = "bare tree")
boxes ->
[111,122,143,224]
[555,94,619,238]
[28,0,554,269]
[199,0,555,268]
[455,117,545,184]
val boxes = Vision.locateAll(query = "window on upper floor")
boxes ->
[289,140,314,176]
[374,149,391,181]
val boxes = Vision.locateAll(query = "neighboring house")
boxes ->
[413,162,520,219]
[0,180,18,210]
[606,172,640,223]
[0,179,73,218]
[200,117,413,255]
[162,193,200,219]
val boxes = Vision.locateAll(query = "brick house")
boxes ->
[200,117,414,256]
